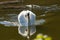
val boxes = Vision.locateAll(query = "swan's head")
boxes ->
[26,13,29,16]
[23,10,31,21]
[23,10,30,16]
[25,13,30,18]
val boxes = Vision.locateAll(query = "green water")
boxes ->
[0,0,60,40]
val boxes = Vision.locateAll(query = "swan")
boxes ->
[18,10,36,37]
[0,10,45,38]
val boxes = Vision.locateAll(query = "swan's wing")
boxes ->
[0,21,18,27]
[35,19,46,25]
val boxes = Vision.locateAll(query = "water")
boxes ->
[0,0,60,40]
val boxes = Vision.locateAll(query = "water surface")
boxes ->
[0,0,60,40]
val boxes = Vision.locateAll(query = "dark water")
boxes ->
[0,0,60,40]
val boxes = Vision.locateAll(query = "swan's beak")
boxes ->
[25,13,29,18]
[27,13,29,17]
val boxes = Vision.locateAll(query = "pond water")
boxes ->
[0,0,60,40]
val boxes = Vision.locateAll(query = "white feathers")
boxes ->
[18,10,36,37]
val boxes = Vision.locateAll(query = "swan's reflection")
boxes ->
[0,10,45,38]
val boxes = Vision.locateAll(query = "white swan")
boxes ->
[0,10,45,38]
[18,10,36,37]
